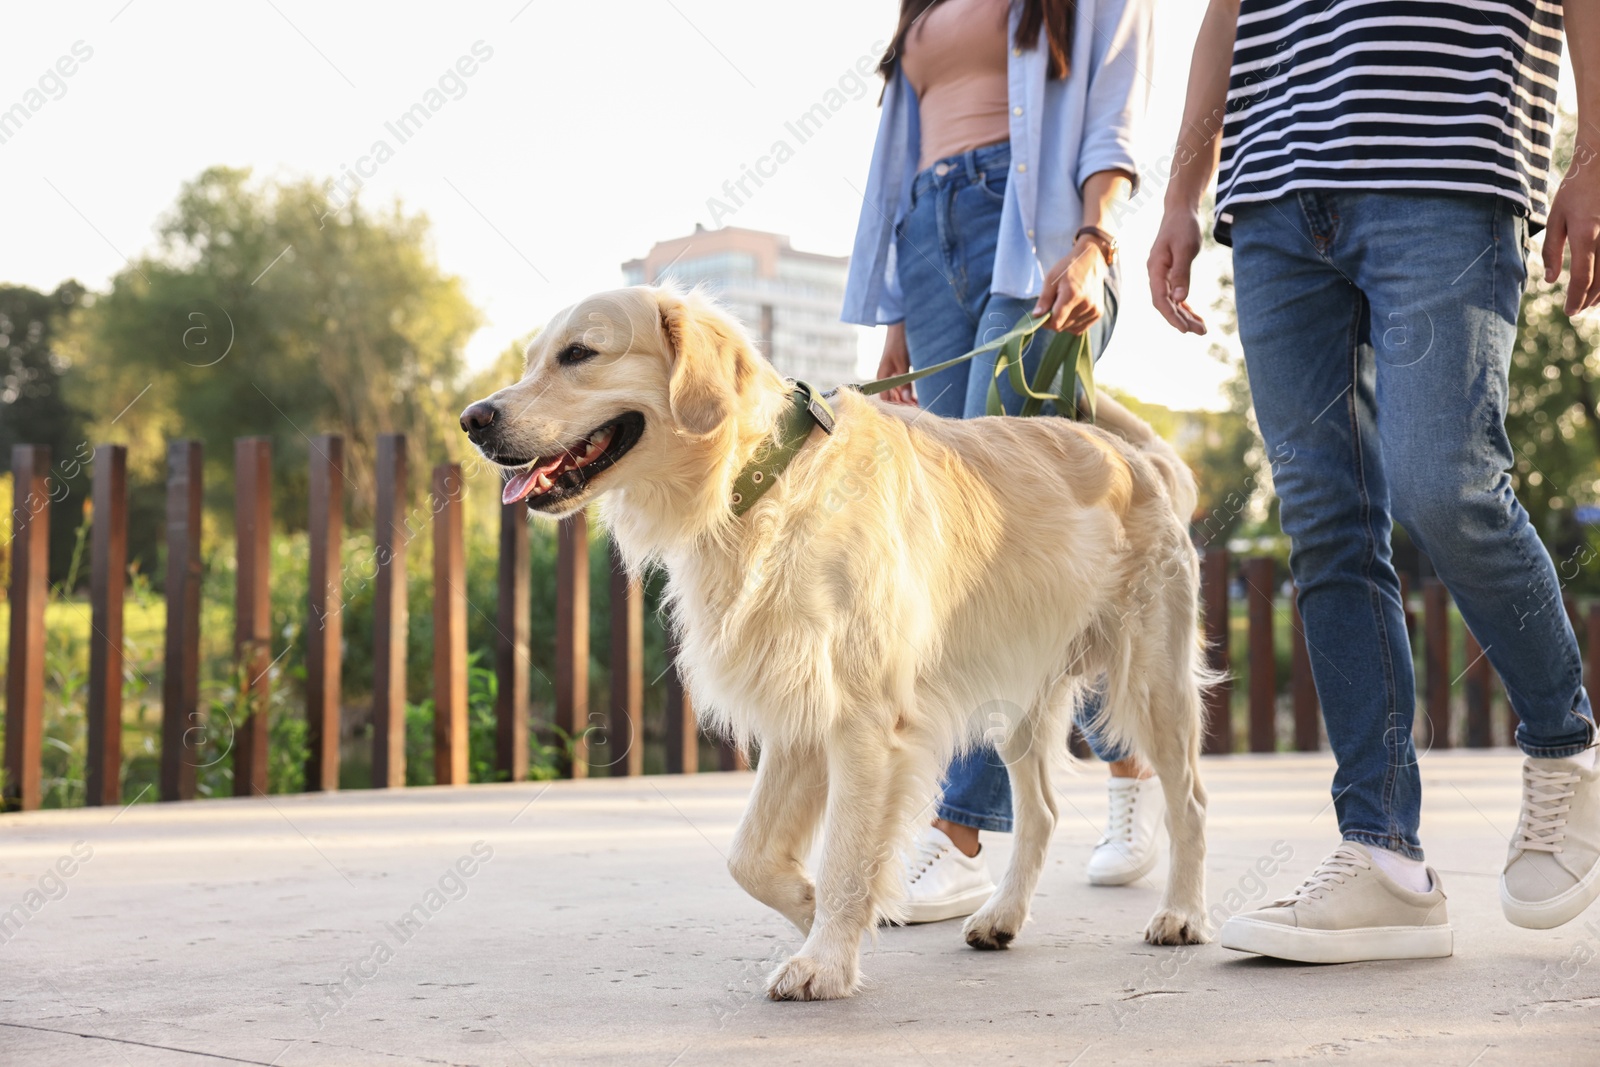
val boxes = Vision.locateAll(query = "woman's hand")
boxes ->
[876,322,917,406]
[1034,239,1109,334]
[1147,204,1209,335]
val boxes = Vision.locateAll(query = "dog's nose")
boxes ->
[460,401,497,434]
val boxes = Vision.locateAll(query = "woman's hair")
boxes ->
[877,0,1078,82]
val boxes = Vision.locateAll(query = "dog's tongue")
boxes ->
[501,470,539,505]
[501,455,567,505]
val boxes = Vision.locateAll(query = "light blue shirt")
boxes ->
[841,0,1153,326]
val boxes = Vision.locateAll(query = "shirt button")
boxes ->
[1027,228,1035,238]
[1013,106,1023,116]
[1031,245,1037,253]
[1012,46,1022,56]
[1016,163,1027,173]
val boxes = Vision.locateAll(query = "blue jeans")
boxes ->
[896,140,1128,833]
[1232,190,1597,860]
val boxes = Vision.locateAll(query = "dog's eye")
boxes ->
[557,342,598,366]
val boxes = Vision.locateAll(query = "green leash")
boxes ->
[861,311,1096,421]
[727,314,1093,518]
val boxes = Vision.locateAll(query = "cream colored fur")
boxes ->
[467,285,1211,1001]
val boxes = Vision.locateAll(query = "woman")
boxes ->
[841,0,1161,923]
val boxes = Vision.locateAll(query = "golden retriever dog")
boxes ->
[460,285,1211,1001]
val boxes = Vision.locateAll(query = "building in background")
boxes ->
[622,225,859,389]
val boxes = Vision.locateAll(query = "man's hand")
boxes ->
[1034,239,1109,334]
[1148,205,1209,335]
[875,321,917,406]
[1544,145,1600,316]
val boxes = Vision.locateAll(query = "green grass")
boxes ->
[0,519,659,807]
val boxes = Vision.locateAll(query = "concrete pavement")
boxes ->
[1,750,1595,1066]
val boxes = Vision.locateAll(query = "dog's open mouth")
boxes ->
[498,412,645,511]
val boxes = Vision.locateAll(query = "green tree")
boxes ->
[1183,361,1262,550]
[1506,271,1600,573]
[0,281,91,582]
[1487,112,1600,587]
[65,166,481,541]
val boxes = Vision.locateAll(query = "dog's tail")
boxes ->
[1093,393,1199,522]
[1092,392,1228,748]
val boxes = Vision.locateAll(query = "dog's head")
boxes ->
[460,285,761,519]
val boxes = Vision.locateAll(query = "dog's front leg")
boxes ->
[766,721,892,1001]
[727,741,827,934]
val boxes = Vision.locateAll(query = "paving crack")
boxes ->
[1119,989,1185,1001]
[0,1021,283,1064]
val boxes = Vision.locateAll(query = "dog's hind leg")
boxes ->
[871,729,947,926]
[766,715,897,1001]
[728,741,828,935]
[1138,582,1211,946]
[963,700,1061,950]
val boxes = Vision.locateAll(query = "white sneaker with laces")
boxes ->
[898,825,996,924]
[1219,842,1452,963]
[1501,748,1600,929]
[1085,776,1165,886]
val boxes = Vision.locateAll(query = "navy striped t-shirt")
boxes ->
[1214,0,1564,244]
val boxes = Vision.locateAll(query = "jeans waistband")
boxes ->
[912,140,1011,199]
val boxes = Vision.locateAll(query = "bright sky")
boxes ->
[2,0,1563,415]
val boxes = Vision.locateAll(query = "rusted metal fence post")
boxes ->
[1290,586,1319,751]
[1587,604,1600,744]
[556,511,589,778]
[161,441,203,802]
[664,631,697,774]
[371,434,408,788]
[233,438,272,797]
[306,435,343,792]
[608,541,643,777]
[717,737,750,772]
[1464,626,1494,748]
[1243,556,1277,753]
[432,464,468,785]
[1200,549,1232,755]
[86,444,127,807]
[1422,578,1450,750]
[4,445,50,811]
[1399,573,1417,648]
[495,499,530,782]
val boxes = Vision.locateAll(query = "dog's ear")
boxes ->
[658,291,744,435]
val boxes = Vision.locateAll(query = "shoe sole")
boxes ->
[1219,917,1453,963]
[1087,846,1160,887]
[898,885,996,925]
[1501,860,1600,930]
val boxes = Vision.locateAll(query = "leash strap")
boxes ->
[730,380,833,517]
[727,317,1094,518]
[855,312,1095,423]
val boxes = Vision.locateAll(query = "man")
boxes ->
[1150,0,1600,962]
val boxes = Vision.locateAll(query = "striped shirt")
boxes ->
[1214,0,1564,244]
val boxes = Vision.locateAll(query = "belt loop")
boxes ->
[964,149,982,182]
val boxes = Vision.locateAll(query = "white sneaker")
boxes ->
[1085,776,1165,886]
[1220,842,1453,963]
[898,825,996,924]
[1501,748,1600,929]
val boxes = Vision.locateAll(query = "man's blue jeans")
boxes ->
[896,140,1128,833]
[1231,190,1597,859]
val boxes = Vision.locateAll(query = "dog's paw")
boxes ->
[1143,908,1211,946]
[765,954,859,1001]
[963,901,1026,951]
